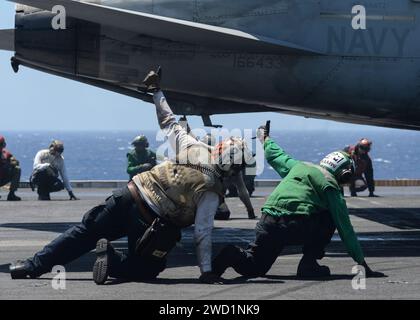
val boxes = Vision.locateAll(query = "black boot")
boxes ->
[297,255,331,278]
[215,211,231,220]
[142,68,162,93]
[248,211,256,219]
[7,191,21,201]
[10,260,36,279]
[212,245,243,277]
[38,190,51,201]
[93,239,118,285]
[214,203,231,220]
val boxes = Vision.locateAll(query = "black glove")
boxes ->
[361,261,387,278]
[199,272,224,284]
[142,67,162,93]
[256,125,269,144]
[69,191,79,201]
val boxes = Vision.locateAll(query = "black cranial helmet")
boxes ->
[131,135,149,148]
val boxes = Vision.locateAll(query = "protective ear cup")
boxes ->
[338,170,351,184]
[337,165,354,184]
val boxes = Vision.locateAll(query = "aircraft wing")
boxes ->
[0,29,14,51]
[7,0,320,55]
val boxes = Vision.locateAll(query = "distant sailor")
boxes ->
[0,135,21,201]
[211,126,386,280]
[9,69,253,285]
[30,140,78,201]
[344,138,376,197]
[127,135,156,180]
[226,157,257,196]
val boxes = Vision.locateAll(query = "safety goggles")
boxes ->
[359,145,371,152]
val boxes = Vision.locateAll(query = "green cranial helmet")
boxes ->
[319,151,354,184]
[131,135,149,148]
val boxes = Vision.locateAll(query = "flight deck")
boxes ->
[1,186,419,300]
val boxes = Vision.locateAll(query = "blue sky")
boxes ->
[0,1,395,132]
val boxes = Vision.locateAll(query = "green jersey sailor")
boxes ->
[127,135,157,180]
[212,125,386,280]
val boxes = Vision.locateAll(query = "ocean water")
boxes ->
[2,130,420,181]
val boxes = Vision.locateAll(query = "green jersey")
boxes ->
[262,138,365,264]
[127,149,157,179]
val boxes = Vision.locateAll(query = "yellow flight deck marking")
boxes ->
[320,13,415,22]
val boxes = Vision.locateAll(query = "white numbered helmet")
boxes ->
[212,137,253,174]
[319,151,354,184]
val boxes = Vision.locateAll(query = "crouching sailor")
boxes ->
[9,69,253,285]
[211,125,386,280]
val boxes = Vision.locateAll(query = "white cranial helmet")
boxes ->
[319,151,354,184]
[212,137,253,174]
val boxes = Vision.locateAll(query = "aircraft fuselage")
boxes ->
[11,0,420,129]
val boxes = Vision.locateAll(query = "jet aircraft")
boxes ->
[1,0,420,129]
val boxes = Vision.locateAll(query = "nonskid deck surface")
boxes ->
[0,187,420,300]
